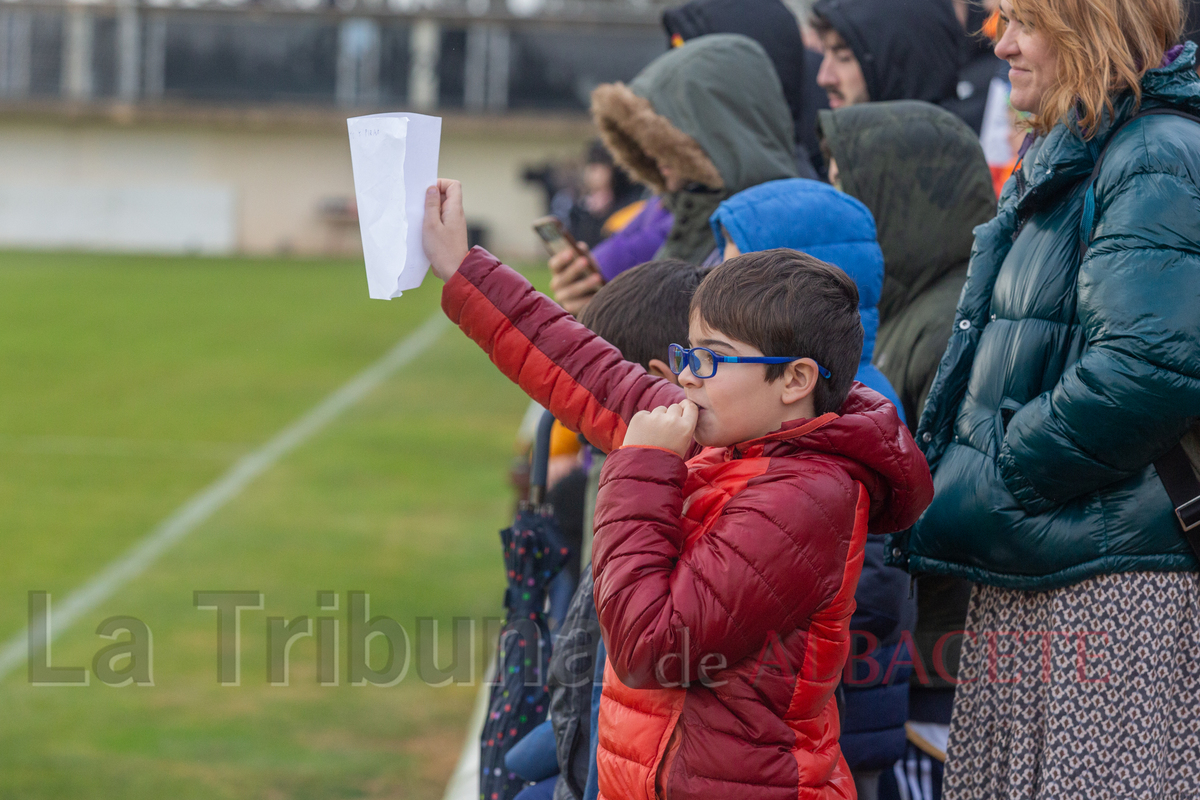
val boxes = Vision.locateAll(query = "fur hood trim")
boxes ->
[591,82,723,194]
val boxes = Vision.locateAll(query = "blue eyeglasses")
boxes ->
[667,343,832,380]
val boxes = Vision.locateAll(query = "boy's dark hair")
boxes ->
[579,259,703,370]
[691,248,863,415]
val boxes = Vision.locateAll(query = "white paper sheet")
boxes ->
[347,112,442,300]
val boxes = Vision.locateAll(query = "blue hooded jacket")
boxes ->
[711,177,914,773]
[711,178,905,424]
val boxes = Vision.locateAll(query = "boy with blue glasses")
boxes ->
[423,180,933,800]
[666,344,832,380]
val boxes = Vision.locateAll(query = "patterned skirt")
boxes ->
[942,571,1200,800]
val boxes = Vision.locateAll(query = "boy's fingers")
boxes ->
[549,266,575,294]
[566,255,595,282]
[679,400,699,428]
[550,255,592,287]
[553,272,603,302]
[425,185,442,224]
[441,181,464,221]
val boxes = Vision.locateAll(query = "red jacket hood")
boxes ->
[728,382,933,535]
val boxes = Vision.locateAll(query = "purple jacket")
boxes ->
[591,197,674,281]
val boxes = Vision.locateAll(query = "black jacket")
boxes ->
[662,0,824,178]
[547,568,601,800]
[811,0,964,106]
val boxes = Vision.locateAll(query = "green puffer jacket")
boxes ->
[892,44,1200,591]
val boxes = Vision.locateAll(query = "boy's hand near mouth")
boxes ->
[622,400,698,458]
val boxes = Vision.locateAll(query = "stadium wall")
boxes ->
[0,109,593,260]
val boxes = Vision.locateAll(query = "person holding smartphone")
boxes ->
[546,34,799,316]
[534,217,607,316]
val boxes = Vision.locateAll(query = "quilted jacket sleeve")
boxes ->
[591,446,861,689]
[998,152,1200,513]
[442,248,687,454]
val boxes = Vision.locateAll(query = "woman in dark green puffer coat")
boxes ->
[891,0,1200,796]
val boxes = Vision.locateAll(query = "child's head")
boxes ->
[682,248,863,445]
[579,259,704,383]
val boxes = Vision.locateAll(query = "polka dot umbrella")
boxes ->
[480,410,568,800]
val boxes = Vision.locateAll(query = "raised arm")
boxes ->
[424,181,684,453]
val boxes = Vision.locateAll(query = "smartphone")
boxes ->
[533,216,600,274]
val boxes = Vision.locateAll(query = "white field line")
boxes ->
[441,656,496,800]
[0,312,450,684]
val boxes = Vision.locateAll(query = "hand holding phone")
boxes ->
[534,216,602,267]
[534,216,604,315]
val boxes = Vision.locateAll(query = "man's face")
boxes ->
[816,30,870,109]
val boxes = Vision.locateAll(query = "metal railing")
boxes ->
[0,0,670,112]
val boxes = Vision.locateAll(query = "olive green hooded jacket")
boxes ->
[819,101,997,430]
[820,101,995,689]
[591,34,798,264]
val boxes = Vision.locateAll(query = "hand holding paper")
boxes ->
[423,180,469,282]
[347,112,442,299]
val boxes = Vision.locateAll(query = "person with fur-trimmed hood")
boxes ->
[590,33,799,265]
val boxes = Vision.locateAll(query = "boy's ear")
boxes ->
[779,359,821,406]
[646,358,681,386]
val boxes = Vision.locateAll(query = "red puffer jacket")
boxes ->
[443,249,933,800]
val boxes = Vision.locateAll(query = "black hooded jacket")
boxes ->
[811,0,964,106]
[663,0,808,140]
[662,0,824,178]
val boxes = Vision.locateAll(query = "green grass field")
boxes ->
[0,250,541,799]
